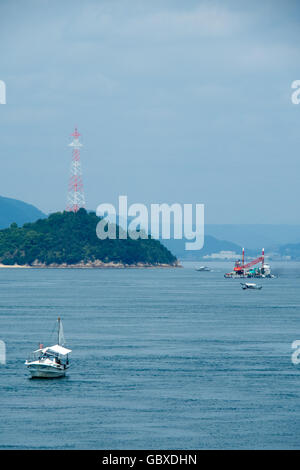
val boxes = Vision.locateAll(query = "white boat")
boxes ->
[25,317,71,378]
[240,282,262,290]
[196,266,211,272]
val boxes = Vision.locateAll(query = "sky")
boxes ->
[0,0,300,223]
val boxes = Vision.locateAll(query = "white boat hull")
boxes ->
[25,361,69,378]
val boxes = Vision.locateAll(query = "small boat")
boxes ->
[25,317,71,378]
[196,266,211,272]
[240,282,262,290]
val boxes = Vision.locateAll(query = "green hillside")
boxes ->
[0,209,177,267]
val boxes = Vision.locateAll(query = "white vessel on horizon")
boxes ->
[25,317,71,378]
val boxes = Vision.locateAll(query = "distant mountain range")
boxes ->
[276,243,300,260]
[161,236,244,261]
[1,195,300,260]
[205,224,300,250]
[162,236,300,261]
[0,195,46,228]
[161,224,300,260]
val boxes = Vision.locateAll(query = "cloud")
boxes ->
[237,43,300,70]
[1,0,300,221]
[126,5,244,39]
[63,2,246,43]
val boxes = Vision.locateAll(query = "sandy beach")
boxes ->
[0,263,29,268]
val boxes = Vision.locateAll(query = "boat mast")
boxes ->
[242,248,245,276]
[58,316,61,345]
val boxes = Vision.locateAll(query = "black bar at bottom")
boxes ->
[0,449,297,466]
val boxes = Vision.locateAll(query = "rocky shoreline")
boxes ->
[0,260,181,269]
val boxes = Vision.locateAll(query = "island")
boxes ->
[0,209,179,268]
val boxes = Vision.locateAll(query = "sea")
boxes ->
[0,261,300,450]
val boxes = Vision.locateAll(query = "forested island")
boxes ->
[0,209,178,268]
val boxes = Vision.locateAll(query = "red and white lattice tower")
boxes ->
[66,127,86,212]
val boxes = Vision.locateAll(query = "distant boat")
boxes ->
[240,282,262,290]
[25,317,71,378]
[196,266,211,272]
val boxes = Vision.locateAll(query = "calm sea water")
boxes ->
[0,261,300,449]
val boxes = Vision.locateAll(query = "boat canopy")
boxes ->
[34,344,72,355]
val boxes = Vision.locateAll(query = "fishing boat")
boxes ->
[240,282,262,290]
[196,266,211,272]
[25,317,71,378]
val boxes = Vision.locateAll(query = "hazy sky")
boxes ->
[0,0,300,223]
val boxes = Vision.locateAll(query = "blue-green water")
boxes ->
[0,261,300,449]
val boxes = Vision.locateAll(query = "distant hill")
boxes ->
[0,195,46,229]
[161,235,244,260]
[0,209,177,267]
[205,224,300,250]
[163,224,300,260]
[276,243,300,260]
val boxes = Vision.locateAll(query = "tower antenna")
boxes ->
[66,127,85,212]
